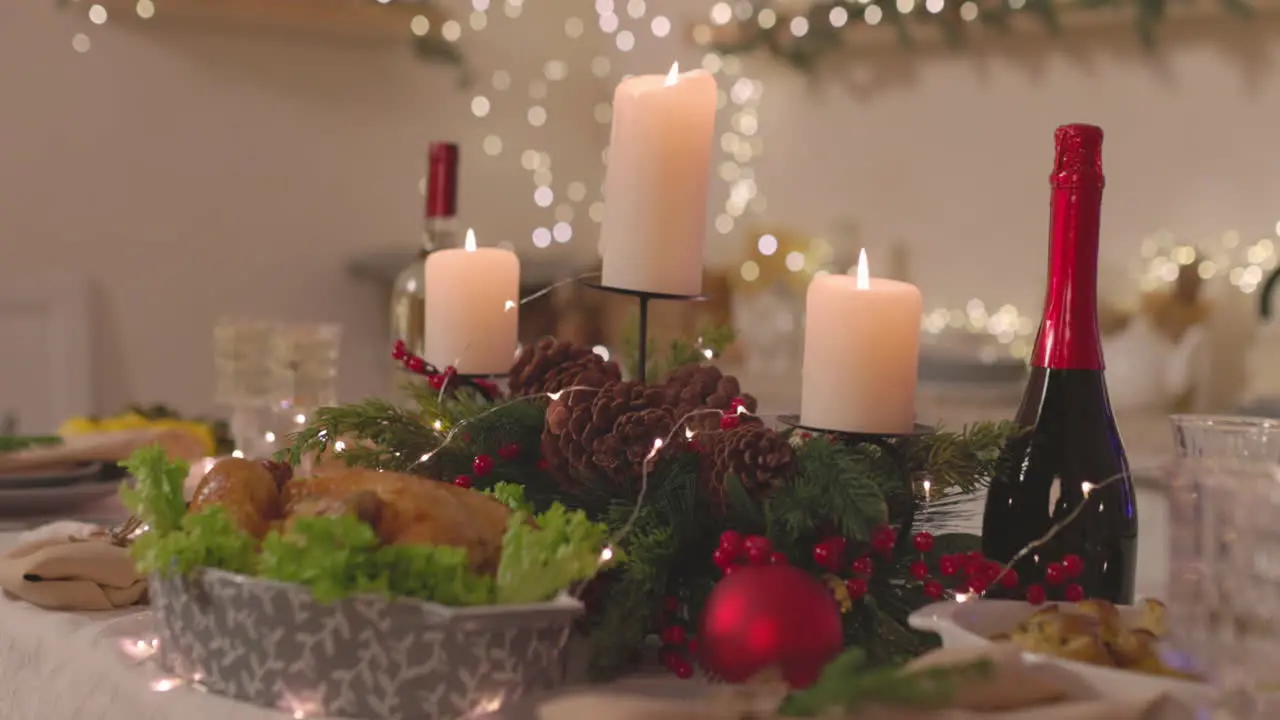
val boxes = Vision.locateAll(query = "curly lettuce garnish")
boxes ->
[258,515,494,605]
[497,503,614,604]
[119,444,188,536]
[485,481,535,515]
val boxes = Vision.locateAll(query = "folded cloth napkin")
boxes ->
[0,428,207,474]
[0,530,145,610]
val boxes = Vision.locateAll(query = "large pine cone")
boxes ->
[700,425,795,510]
[661,364,759,432]
[509,338,621,397]
[543,381,665,483]
[593,407,676,485]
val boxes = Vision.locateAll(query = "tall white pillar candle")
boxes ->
[424,229,520,375]
[800,250,923,434]
[600,63,718,297]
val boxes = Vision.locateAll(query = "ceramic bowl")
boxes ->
[150,568,582,720]
[908,599,1213,705]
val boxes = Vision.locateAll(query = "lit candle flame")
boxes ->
[856,248,870,290]
[664,62,679,87]
[464,228,478,252]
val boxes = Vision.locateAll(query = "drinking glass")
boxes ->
[213,321,341,458]
[1166,415,1280,715]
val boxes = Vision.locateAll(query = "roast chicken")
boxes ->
[187,459,514,575]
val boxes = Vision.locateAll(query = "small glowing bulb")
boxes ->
[599,546,614,563]
[150,677,183,693]
[432,419,444,431]
[419,452,434,463]
[954,592,971,603]
[664,61,679,86]
[548,391,563,401]
[856,248,870,290]
[1081,481,1094,497]
[684,427,696,439]
[504,300,517,311]
[464,228,478,252]
[333,440,347,452]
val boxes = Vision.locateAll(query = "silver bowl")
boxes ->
[150,568,582,720]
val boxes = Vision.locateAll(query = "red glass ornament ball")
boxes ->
[720,414,741,430]
[850,556,873,576]
[845,577,868,600]
[909,561,929,581]
[452,475,473,489]
[1044,562,1067,586]
[1062,554,1085,579]
[913,532,935,553]
[1064,583,1086,602]
[1026,584,1048,605]
[660,625,687,646]
[497,443,521,460]
[812,536,846,571]
[472,455,495,477]
[922,580,944,600]
[699,565,844,689]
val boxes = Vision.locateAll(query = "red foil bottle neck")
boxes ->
[425,142,459,219]
[1031,125,1106,371]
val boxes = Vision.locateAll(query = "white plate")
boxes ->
[0,478,123,516]
[908,599,1214,705]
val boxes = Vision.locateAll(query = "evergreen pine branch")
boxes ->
[766,440,889,542]
[906,421,1019,496]
[780,649,994,717]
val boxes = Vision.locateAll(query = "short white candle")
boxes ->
[423,229,520,375]
[800,250,923,435]
[600,62,718,297]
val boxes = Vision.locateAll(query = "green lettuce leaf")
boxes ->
[496,503,613,604]
[119,444,188,536]
[131,505,258,577]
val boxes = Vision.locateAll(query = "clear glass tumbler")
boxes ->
[1166,415,1280,715]
[267,323,341,437]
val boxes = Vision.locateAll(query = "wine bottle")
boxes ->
[981,124,1138,604]
[390,142,461,358]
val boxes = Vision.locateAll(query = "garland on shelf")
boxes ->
[289,335,1019,680]
[704,0,1258,72]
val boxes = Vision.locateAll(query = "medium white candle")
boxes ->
[423,229,520,375]
[800,250,923,434]
[600,62,718,297]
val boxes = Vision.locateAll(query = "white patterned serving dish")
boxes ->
[908,599,1213,705]
[150,568,582,720]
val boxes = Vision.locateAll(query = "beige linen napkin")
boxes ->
[0,532,145,610]
[0,428,207,474]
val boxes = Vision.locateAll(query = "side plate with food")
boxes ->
[908,598,1213,705]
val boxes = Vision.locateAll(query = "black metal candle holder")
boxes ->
[777,414,935,550]
[582,282,707,385]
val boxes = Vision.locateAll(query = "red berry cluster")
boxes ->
[1029,554,1087,604]
[712,530,786,576]
[451,443,524,489]
[657,596,697,679]
[391,340,500,396]
[810,524,902,603]
[716,397,750,431]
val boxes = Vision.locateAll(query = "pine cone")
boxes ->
[543,381,665,483]
[593,408,676,485]
[661,364,759,432]
[509,338,621,397]
[700,425,795,510]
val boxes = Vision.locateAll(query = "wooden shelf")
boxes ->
[96,0,447,40]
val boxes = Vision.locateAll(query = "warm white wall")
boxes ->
[3,1,1280,417]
